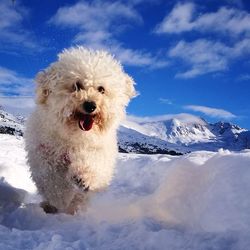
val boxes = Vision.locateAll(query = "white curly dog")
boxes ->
[25,47,136,214]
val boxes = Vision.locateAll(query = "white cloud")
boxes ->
[196,7,250,36]
[155,2,250,37]
[0,0,40,51]
[50,1,142,28]
[184,105,236,119]
[155,2,195,34]
[0,96,34,109]
[74,30,112,47]
[50,1,168,68]
[0,66,34,96]
[127,113,206,124]
[0,96,35,117]
[159,98,173,105]
[111,45,168,68]
[168,39,229,78]
[0,66,35,116]
[168,39,250,78]
[155,3,250,78]
[232,38,250,56]
[49,0,142,52]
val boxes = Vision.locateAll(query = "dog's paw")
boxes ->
[72,175,89,191]
[40,201,58,214]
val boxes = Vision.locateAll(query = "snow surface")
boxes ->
[1,134,250,249]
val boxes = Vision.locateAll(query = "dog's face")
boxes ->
[35,47,136,135]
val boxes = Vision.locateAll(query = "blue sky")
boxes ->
[0,0,250,128]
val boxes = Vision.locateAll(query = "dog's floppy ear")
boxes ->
[35,71,51,104]
[125,74,137,100]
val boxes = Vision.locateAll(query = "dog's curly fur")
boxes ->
[25,47,136,214]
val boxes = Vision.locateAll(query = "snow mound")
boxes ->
[1,134,250,249]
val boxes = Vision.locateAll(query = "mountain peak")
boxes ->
[120,114,250,153]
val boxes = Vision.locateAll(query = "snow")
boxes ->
[1,133,250,249]
[0,109,24,136]
[123,114,211,142]
[118,126,184,154]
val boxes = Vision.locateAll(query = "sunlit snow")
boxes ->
[1,134,250,249]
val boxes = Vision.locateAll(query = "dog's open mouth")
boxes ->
[78,114,95,131]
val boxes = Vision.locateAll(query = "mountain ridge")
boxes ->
[119,114,250,153]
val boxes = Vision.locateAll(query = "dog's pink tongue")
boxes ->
[79,114,94,131]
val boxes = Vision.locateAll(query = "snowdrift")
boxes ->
[1,134,250,249]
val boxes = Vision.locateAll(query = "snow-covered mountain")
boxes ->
[119,113,250,153]
[1,109,250,154]
[118,126,183,155]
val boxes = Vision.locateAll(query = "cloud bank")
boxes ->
[50,0,168,68]
[184,105,236,119]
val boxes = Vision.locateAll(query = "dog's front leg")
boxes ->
[67,165,94,192]
[66,192,91,215]
[71,175,89,191]
[65,170,92,214]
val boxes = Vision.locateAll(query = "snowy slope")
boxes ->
[118,126,183,155]
[1,134,250,249]
[0,109,24,136]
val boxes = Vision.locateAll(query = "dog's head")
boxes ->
[35,47,136,135]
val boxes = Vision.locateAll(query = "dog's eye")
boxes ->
[73,81,84,92]
[98,86,105,94]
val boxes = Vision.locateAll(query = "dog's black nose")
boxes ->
[83,101,96,113]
